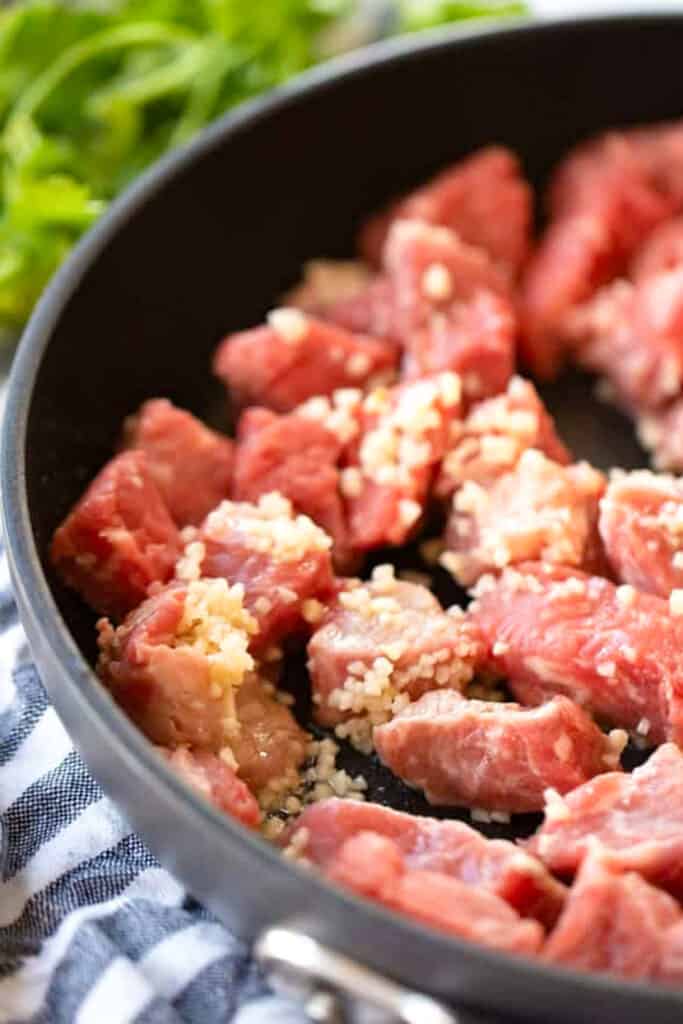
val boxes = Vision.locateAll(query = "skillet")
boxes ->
[2,13,682,1022]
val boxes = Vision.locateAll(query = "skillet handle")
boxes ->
[254,926,487,1024]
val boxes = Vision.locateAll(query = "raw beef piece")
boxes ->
[638,399,683,472]
[631,216,683,281]
[520,156,671,380]
[51,450,182,619]
[307,565,482,750]
[441,450,605,586]
[543,854,683,981]
[285,798,566,927]
[232,407,351,566]
[435,376,570,499]
[525,744,683,898]
[567,269,683,411]
[383,218,511,339]
[123,399,234,527]
[358,146,533,281]
[519,213,621,379]
[599,469,683,597]
[213,309,397,413]
[229,672,308,799]
[470,562,683,744]
[547,130,674,224]
[374,691,624,813]
[326,832,543,955]
[159,747,261,829]
[401,290,516,400]
[97,578,257,751]
[189,493,336,654]
[343,372,464,550]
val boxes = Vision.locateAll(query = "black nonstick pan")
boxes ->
[3,14,682,1023]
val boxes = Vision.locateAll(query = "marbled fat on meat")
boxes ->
[374,691,625,813]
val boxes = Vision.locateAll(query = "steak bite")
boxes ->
[213,309,397,413]
[326,832,543,955]
[435,376,571,500]
[188,493,336,654]
[98,582,307,797]
[122,399,234,527]
[543,854,683,981]
[567,268,683,412]
[520,155,672,380]
[526,744,683,898]
[229,672,308,803]
[285,798,566,927]
[343,372,464,551]
[358,146,533,281]
[599,469,683,597]
[401,291,516,400]
[383,219,515,400]
[232,407,350,566]
[97,578,257,750]
[51,450,182,619]
[159,747,261,829]
[374,692,625,814]
[441,450,605,587]
[470,562,683,745]
[307,565,482,751]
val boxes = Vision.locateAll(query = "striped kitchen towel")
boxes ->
[0,545,307,1024]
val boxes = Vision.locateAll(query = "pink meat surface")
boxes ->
[193,494,336,654]
[382,220,515,400]
[520,150,672,380]
[343,373,463,550]
[567,269,683,411]
[97,581,238,751]
[326,832,543,955]
[442,450,605,586]
[525,744,683,898]
[213,310,397,413]
[358,146,533,281]
[307,568,482,742]
[470,562,683,744]
[401,290,516,400]
[631,216,683,281]
[51,450,181,619]
[123,399,234,527]
[543,854,683,981]
[229,673,308,796]
[285,798,566,927]
[374,691,624,814]
[98,583,306,792]
[232,407,350,566]
[599,469,683,597]
[435,376,571,499]
[547,130,674,223]
[160,747,261,829]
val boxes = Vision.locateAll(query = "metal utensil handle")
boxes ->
[254,926,461,1024]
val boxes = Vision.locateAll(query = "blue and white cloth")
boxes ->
[0,546,307,1024]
